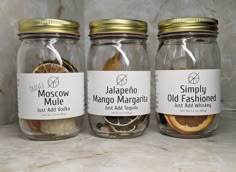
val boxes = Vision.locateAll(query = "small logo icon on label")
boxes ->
[188,72,200,84]
[116,74,128,86]
[47,76,59,88]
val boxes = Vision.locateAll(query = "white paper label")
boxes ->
[88,71,150,116]
[17,73,84,120]
[155,69,221,115]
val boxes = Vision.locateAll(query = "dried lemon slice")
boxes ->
[110,124,137,133]
[39,59,78,72]
[104,116,141,127]
[165,114,215,135]
[33,63,69,73]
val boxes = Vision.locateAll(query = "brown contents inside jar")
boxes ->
[95,52,147,135]
[161,68,215,135]
[25,58,77,136]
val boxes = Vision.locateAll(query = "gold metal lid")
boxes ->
[89,19,147,35]
[158,17,218,34]
[18,18,80,35]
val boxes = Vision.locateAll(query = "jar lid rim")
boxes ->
[18,18,80,35]
[89,19,147,35]
[158,17,218,34]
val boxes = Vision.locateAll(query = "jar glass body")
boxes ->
[155,32,221,138]
[17,33,84,140]
[87,34,150,138]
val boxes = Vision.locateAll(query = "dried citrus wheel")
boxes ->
[102,52,146,133]
[164,115,175,129]
[26,120,40,131]
[104,116,141,127]
[33,63,69,73]
[110,124,137,133]
[165,114,215,135]
[62,58,78,72]
[40,59,78,72]
[31,62,75,135]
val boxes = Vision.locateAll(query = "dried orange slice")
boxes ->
[165,114,215,135]
[164,115,175,129]
[33,63,68,73]
[26,120,40,131]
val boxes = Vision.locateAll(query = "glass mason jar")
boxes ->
[87,19,150,138]
[17,19,84,140]
[155,17,221,138]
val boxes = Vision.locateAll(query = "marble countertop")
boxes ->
[0,112,235,172]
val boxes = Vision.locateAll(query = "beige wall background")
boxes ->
[0,0,235,124]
